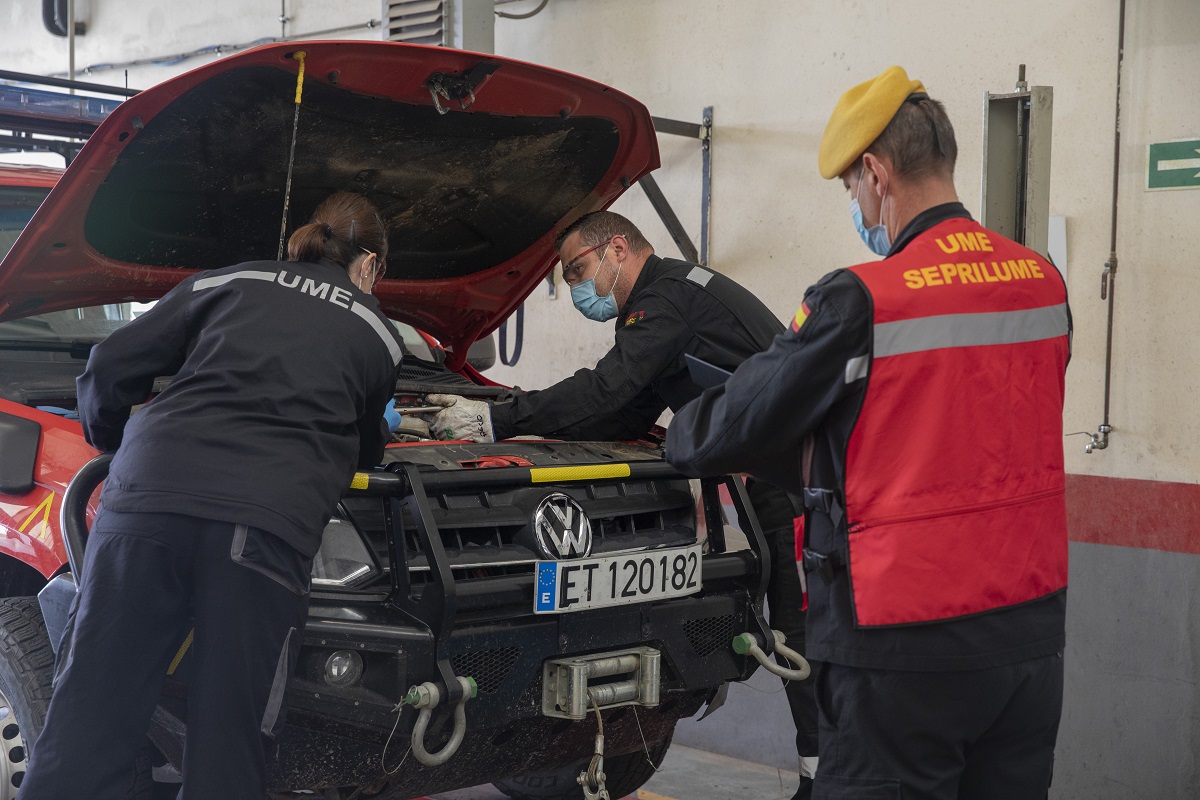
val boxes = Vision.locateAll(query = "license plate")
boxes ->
[533,544,702,614]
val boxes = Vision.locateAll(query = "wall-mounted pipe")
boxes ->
[52,19,381,77]
[68,0,76,84]
[43,0,84,37]
[1085,0,1126,454]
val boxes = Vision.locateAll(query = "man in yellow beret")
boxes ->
[666,66,1071,799]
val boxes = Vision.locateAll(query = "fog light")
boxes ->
[324,650,364,687]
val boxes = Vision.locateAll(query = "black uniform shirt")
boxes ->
[489,255,785,441]
[77,259,404,558]
[667,204,1067,671]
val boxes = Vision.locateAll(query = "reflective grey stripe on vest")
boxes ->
[351,302,403,366]
[686,266,713,287]
[874,303,1069,358]
[192,270,277,291]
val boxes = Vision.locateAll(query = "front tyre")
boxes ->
[494,734,672,800]
[0,597,57,799]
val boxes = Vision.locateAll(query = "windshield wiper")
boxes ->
[0,339,96,359]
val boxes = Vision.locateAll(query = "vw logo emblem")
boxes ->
[532,493,593,560]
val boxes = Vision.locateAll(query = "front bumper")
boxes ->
[268,572,762,795]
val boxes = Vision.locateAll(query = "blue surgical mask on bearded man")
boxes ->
[569,243,623,322]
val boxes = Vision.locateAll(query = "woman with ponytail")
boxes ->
[23,192,405,800]
[287,191,390,293]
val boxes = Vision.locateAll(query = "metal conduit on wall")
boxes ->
[1090,0,1126,454]
[1065,0,1124,455]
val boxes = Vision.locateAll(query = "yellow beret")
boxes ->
[818,66,926,179]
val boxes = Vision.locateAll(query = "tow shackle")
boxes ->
[405,675,478,767]
[732,629,811,682]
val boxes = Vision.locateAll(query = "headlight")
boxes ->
[311,512,379,589]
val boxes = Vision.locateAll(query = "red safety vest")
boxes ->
[844,218,1070,627]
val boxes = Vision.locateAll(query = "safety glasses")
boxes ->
[359,246,384,289]
[561,238,614,282]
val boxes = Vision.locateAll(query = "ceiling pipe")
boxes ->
[50,19,381,77]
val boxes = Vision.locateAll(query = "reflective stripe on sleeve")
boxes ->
[350,302,403,366]
[192,270,278,291]
[845,354,869,383]
[874,303,1069,358]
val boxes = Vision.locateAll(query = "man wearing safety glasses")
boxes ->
[422,210,819,799]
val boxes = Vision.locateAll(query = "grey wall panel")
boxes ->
[1054,542,1200,799]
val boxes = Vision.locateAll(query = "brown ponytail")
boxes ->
[286,192,389,268]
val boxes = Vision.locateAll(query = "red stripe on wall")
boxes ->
[1067,473,1200,554]
[713,474,1198,555]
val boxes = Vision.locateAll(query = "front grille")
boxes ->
[684,614,736,658]
[342,473,695,591]
[451,647,520,694]
[395,354,478,387]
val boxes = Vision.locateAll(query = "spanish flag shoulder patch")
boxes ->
[790,301,811,333]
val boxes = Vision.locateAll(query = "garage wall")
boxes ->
[5,1,1200,796]
[485,6,1200,796]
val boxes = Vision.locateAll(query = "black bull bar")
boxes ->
[58,453,777,789]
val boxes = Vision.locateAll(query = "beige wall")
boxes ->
[5,0,1198,484]
[486,0,1200,487]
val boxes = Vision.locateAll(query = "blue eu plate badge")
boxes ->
[535,562,558,612]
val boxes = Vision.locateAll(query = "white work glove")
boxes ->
[423,394,495,443]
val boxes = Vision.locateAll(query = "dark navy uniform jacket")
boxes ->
[490,255,786,441]
[77,258,404,558]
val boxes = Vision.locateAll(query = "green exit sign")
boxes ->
[1148,139,1200,191]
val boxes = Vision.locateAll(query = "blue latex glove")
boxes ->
[383,400,403,433]
[37,405,80,421]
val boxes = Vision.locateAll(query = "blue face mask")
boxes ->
[850,166,891,257]
[570,243,622,322]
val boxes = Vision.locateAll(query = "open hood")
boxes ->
[0,41,659,358]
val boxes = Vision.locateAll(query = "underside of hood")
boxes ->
[0,41,660,359]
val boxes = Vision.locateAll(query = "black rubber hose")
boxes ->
[495,0,549,20]
[42,0,68,37]
[498,304,524,367]
[59,452,112,579]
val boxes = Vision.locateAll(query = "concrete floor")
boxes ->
[430,743,799,800]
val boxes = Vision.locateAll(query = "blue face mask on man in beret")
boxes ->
[850,163,891,257]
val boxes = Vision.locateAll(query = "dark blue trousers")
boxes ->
[811,654,1063,800]
[22,510,310,800]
